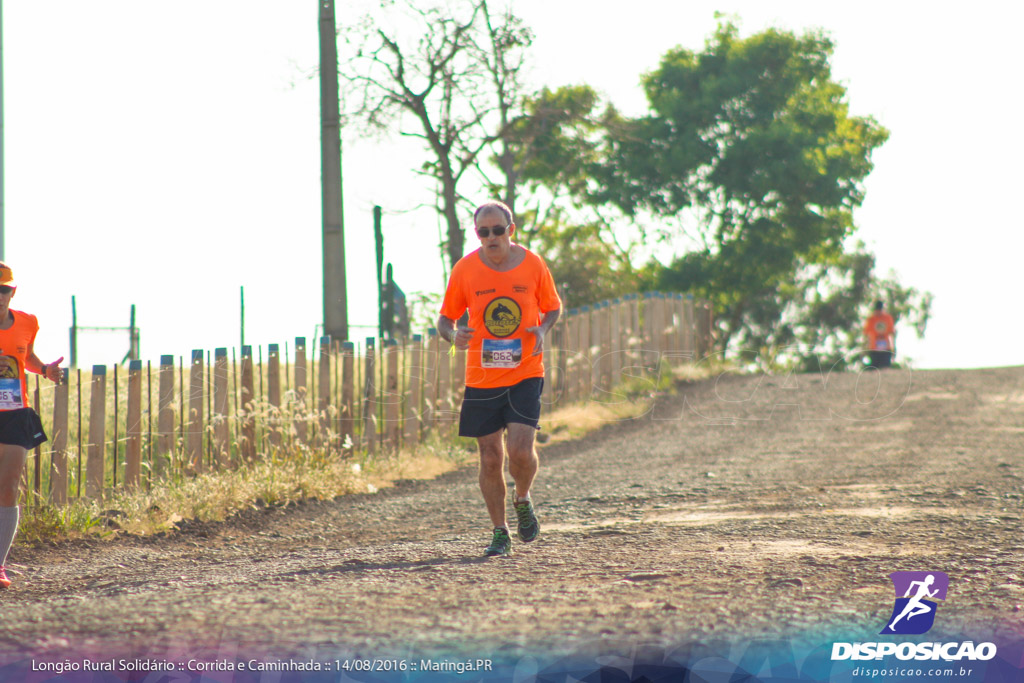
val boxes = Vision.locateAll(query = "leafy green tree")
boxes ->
[660,242,931,369]
[526,211,651,308]
[592,20,924,361]
[491,84,604,240]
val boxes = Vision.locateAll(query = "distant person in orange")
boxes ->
[437,201,561,557]
[0,262,63,589]
[865,299,896,369]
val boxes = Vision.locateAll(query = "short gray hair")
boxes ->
[473,201,512,226]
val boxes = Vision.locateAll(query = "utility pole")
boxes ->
[319,0,347,341]
[374,205,383,338]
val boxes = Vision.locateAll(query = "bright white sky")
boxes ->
[4,1,1021,370]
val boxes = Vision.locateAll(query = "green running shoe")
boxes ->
[514,498,540,543]
[484,527,512,556]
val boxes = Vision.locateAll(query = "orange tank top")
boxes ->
[0,310,40,410]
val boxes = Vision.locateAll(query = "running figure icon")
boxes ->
[888,574,939,631]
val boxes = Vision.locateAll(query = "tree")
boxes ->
[659,241,932,369]
[489,84,605,245]
[339,0,533,274]
[526,211,652,308]
[592,20,924,361]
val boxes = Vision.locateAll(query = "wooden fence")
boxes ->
[24,292,712,505]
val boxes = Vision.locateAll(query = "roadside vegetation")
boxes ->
[17,359,721,544]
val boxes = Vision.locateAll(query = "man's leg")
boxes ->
[477,429,507,529]
[477,430,514,556]
[505,423,538,500]
[0,444,28,582]
[506,423,540,542]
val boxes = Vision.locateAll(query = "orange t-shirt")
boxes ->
[865,312,895,351]
[440,247,561,388]
[0,310,39,410]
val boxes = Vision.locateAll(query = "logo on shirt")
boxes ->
[475,288,496,297]
[0,356,19,379]
[513,285,528,293]
[484,297,521,338]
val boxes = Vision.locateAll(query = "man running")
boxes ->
[0,262,63,588]
[437,201,561,557]
[865,300,896,368]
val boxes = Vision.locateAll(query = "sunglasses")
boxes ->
[0,286,13,295]
[476,224,508,238]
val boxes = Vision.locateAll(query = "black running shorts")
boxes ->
[458,377,544,438]
[0,408,48,450]
[868,350,893,369]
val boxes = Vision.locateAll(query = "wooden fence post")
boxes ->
[591,303,603,392]
[658,292,672,362]
[542,323,554,411]
[451,346,465,437]
[267,344,282,449]
[28,378,39,502]
[50,368,69,505]
[187,350,204,474]
[564,310,579,404]
[555,310,568,408]
[619,296,631,379]
[642,293,656,368]
[340,341,355,450]
[672,294,685,361]
[451,343,465,394]
[437,334,451,429]
[698,301,714,358]
[403,335,422,447]
[294,337,308,445]
[610,298,623,389]
[125,360,143,489]
[318,337,332,449]
[628,294,641,367]
[423,329,438,433]
[240,345,256,463]
[385,339,400,450]
[683,295,695,358]
[579,305,592,403]
[213,348,230,468]
[363,337,377,453]
[157,355,175,476]
[86,365,106,500]
[597,302,612,392]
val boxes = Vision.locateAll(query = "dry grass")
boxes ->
[540,357,731,444]
[541,401,651,444]
[19,356,731,544]
[19,436,477,542]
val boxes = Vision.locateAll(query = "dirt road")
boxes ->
[1,366,1023,681]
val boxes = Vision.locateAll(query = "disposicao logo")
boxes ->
[881,571,948,635]
[831,571,997,663]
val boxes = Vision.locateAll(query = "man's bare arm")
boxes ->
[436,315,455,344]
[528,308,561,356]
[437,315,475,350]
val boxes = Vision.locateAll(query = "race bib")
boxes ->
[874,339,890,351]
[482,338,522,368]
[0,356,22,410]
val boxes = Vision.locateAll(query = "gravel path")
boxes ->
[1,366,1022,680]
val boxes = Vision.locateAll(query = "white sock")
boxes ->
[515,492,531,503]
[0,506,19,567]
